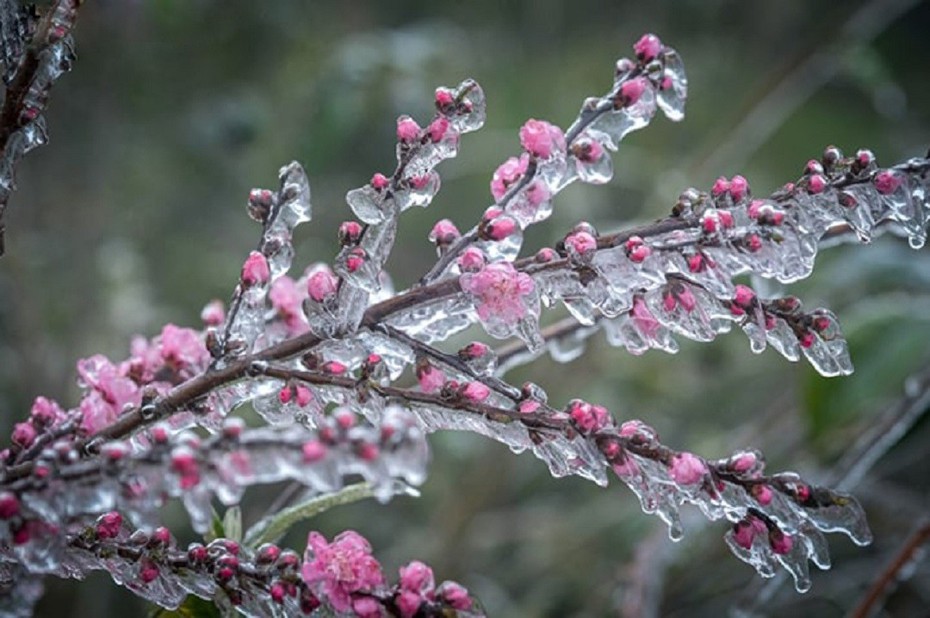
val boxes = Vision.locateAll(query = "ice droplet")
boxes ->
[656,47,687,122]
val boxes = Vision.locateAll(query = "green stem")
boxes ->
[242,482,376,548]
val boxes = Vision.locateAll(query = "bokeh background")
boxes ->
[2,0,930,616]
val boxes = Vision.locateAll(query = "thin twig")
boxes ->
[848,520,930,618]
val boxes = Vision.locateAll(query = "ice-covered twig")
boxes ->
[0,0,81,256]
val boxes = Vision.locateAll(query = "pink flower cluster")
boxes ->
[460,260,535,326]
[302,530,385,615]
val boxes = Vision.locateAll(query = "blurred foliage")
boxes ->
[2,0,930,616]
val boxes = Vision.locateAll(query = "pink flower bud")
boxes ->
[0,492,20,519]
[746,234,763,252]
[439,581,472,610]
[417,363,445,394]
[619,77,648,106]
[95,511,123,539]
[370,173,390,191]
[322,361,347,375]
[769,529,793,555]
[734,285,755,308]
[663,293,677,312]
[139,560,160,583]
[397,590,422,618]
[461,381,490,403]
[11,422,36,448]
[518,399,541,414]
[806,159,824,175]
[729,175,749,201]
[748,199,764,219]
[677,287,697,312]
[688,254,705,272]
[307,269,338,303]
[874,170,901,195]
[241,251,270,287]
[428,116,450,143]
[669,452,707,485]
[295,385,314,407]
[334,409,356,429]
[752,483,773,505]
[799,331,816,348]
[629,245,651,263]
[808,174,827,194]
[535,247,557,262]
[200,300,225,326]
[565,230,597,258]
[718,209,734,228]
[302,440,327,463]
[733,520,756,550]
[519,119,566,159]
[460,342,491,360]
[490,155,529,201]
[485,216,518,241]
[270,582,286,604]
[151,526,172,545]
[457,247,486,272]
[338,221,363,246]
[435,89,455,109]
[357,442,379,461]
[702,214,717,234]
[633,33,662,62]
[345,248,366,273]
[711,176,730,197]
[399,560,435,592]
[429,219,461,246]
[278,385,293,404]
[396,116,421,143]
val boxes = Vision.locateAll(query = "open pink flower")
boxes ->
[460,261,535,327]
[159,324,210,375]
[302,530,385,613]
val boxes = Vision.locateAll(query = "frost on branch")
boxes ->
[1,28,928,616]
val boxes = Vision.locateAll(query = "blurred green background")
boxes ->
[2,0,930,616]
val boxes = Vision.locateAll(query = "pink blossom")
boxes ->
[874,170,901,195]
[417,364,445,394]
[11,422,36,448]
[159,324,210,374]
[241,251,270,287]
[460,261,535,326]
[295,385,314,407]
[270,276,309,334]
[574,137,604,162]
[200,299,225,326]
[307,268,338,303]
[535,247,557,262]
[633,33,662,62]
[396,116,421,143]
[619,77,648,106]
[669,452,707,485]
[519,119,566,159]
[302,530,385,613]
[460,341,491,360]
[490,154,529,201]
